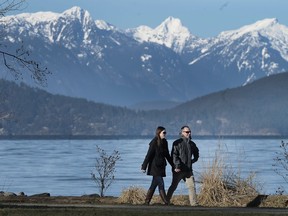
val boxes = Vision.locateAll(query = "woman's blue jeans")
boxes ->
[149,176,165,192]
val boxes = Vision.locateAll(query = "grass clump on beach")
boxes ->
[197,144,259,207]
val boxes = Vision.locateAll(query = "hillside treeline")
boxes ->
[1,72,288,137]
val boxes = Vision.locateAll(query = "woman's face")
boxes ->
[159,130,166,139]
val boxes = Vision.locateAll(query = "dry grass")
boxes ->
[197,144,260,207]
[118,186,169,205]
[117,186,288,208]
[170,194,190,206]
[198,154,258,207]
[260,195,288,208]
[118,186,146,204]
[118,186,191,206]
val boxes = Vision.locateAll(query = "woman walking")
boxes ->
[141,126,173,205]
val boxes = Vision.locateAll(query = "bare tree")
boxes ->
[273,140,288,185]
[91,145,121,197]
[0,0,50,86]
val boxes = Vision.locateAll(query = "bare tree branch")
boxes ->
[0,45,51,86]
[0,0,51,86]
[0,0,26,17]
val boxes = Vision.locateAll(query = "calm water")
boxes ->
[0,138,287,196]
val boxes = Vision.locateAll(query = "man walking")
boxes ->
[167,125,199,206]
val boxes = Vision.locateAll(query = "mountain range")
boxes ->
[1,6,288,108]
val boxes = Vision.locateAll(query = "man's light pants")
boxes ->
[185,175,197,206]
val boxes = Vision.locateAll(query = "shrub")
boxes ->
[91,145,121,197]
[273,140,288,192]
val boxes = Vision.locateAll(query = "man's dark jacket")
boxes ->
[171,137,199,172]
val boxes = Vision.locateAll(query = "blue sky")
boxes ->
[9,0,288,38]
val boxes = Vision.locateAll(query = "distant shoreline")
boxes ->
[0,134,287,140]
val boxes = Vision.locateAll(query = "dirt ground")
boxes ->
[1,194,288,216]
[0,194,288,208]
[0,194,117,205]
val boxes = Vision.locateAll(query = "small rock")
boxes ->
[81,194,100,197]
[3,192,17,197]
[30,193,50,197]
[18,192,26,196]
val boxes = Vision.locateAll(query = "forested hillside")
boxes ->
[0,80,142,136]
[166,72,288,136]
[1,72,288,137]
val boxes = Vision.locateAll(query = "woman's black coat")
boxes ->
[141,137,173,177]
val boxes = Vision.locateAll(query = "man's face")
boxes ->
[182,127,191,138]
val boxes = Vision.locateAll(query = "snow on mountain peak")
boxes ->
[62,6,93,25]
[219,18,281,39]
[252,18,278,29]
[5,11,59,25]
[4,6,93,27]
[126,16,192,53]
[236,18,280,36]
[63,6,85,17]
[156,16,189,34]
[95,20,116,31]
[3,6,99,46]
[217,18,288,61]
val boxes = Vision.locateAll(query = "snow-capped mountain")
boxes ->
[187,18,288,83]
[130,17,288,94]
[1,7,288,107]
[0,7,189,106]
[125,16,206,54]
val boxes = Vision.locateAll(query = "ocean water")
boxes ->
[0,138,287,196]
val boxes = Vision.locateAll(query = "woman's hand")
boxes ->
[141,166,146,173]
[174,168,181,172]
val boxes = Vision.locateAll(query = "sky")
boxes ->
[7,0,288,38]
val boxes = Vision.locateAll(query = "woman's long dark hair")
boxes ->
[155,126,165,146]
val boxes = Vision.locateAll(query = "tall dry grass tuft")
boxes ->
[260,195,288,208]
[197,144,259,207]
[170,195,190,206]
[118,186,146,204]
[118,186,172,205]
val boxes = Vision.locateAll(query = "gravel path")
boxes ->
[1,202,288,215]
